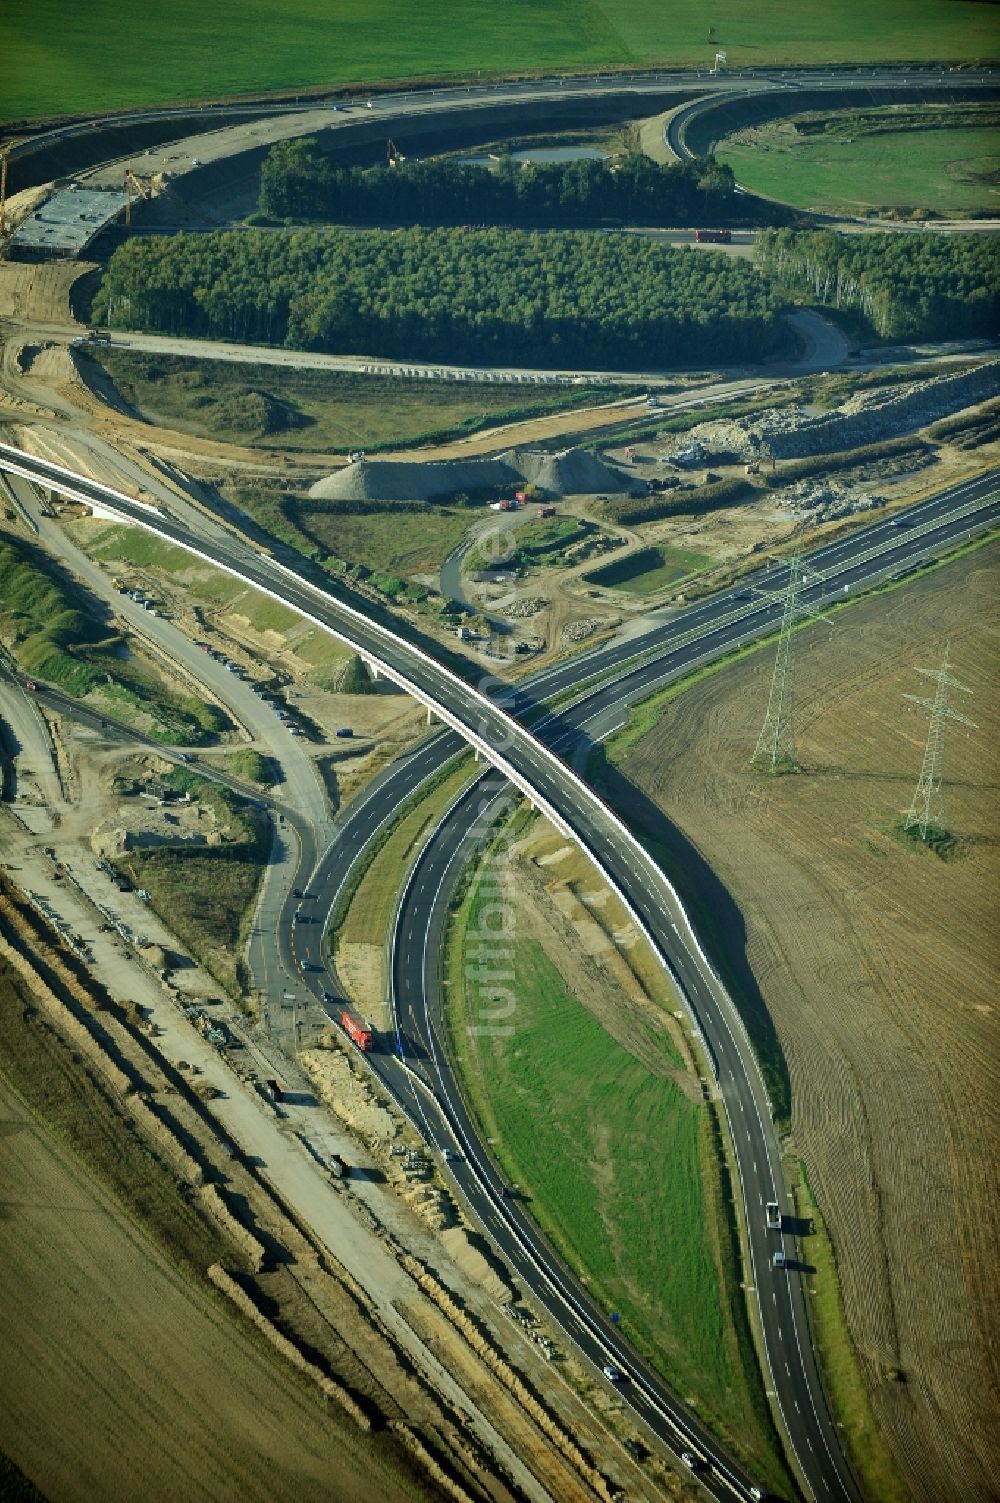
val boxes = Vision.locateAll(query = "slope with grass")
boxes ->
[0,532,228,745]
[85,349,625,455]
[719,106,1000,218]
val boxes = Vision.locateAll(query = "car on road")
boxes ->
[602,1364,625,1382]
[292,888,303,899]
[680,1451,700,1470]
[24,679,37,691]
[322,990,335,1003]
[773,1249,787,1269]
[335,727,354,738]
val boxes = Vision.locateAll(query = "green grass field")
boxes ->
[446,870,788,1487]
[588,543,712,595]
[292,500,470,580]
[720,119,1000,217]
[86,351,622,456]
[3,3,995,123]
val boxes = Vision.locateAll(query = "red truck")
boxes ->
[695,228,732,244]
[341,1009,374,1051]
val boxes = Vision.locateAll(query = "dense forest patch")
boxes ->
[258,138,745,226]
[755,229,1000,341]
[93,227,787,368]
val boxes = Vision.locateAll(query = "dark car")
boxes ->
[335,727,354,738]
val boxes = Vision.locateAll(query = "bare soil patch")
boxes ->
[617,543,1000,1503]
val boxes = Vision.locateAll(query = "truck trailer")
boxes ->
[695,228,732,244]
[341,1009,375,1051]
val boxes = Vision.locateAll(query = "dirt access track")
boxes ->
[617,543,999,1503]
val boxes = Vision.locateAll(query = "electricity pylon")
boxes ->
[750,551,830,775]
[903,643,976,841]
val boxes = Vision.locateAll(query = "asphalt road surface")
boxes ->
[3,438,995,1502]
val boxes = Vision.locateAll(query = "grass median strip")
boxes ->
[443,851,791,1490]
[329,755,475,1018]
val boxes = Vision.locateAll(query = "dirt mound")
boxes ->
[309,456,510,503]
[509,445,631,496]
[309,446,636,504]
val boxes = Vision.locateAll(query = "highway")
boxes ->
[285,469,998,1501]
[2,438,996,1499]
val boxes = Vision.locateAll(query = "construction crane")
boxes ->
[386,138,405,167]
[123,163,151,228]
[0,143,10,241]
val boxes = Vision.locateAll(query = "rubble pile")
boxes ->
[562,617,616,642]
[774,479,886,522]
[664,361,1000,464]
[500,596,549,618]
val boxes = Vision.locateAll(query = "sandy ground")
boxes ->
[619,543,1000,1503]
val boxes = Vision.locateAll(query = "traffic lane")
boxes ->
[409,793,850,1501]
[270,470,1000,1005]
[571,823,859,1499]
[397,782,769,1497]
[518,467,1000,708]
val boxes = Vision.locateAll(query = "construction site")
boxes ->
[1,58,998,1503]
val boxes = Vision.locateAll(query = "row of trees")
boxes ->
[258,137,741,227]
[756,229,999,341]
[93,227,787,368]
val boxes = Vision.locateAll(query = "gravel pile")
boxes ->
[509,446,637,496]
[500,596,549,618]
[562,617,615,642]
[309,445,637,503]
[309,456,510,502]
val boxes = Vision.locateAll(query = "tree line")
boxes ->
[756,229,999,341]
[258,137,742,227]
[93,227,787,368]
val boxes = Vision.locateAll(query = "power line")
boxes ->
[750,550,830,775]
[903,642,976,841]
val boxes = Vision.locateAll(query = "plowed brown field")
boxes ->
[0,1070,414,1503]
[618,543,999,1503]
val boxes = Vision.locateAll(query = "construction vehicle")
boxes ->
[341,1009,374,1051]
[766,1201,781,1231]
[695,227,732,244]
[539,505,556,518]
[386,138,405,167]
[123,164,152,228]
